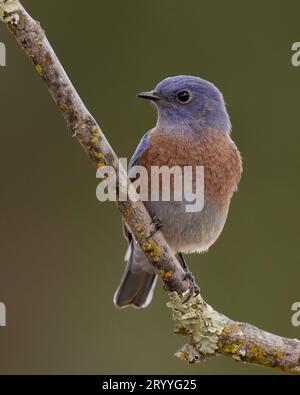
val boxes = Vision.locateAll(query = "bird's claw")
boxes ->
[152,215,162,230]
[146,215,162,239]
[182,271,201,303]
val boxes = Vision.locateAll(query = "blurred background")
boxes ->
[0,0,299,375]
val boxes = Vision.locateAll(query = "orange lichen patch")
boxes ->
[221,326,231,336]
[90,127,100,136]
[96,162,105,168]
[218,325,245,356]
[60,102,68,111]
[135,224,145,237]
[94,152,103,160]
[35,64,42,73]
[270,349,284,361]
[124,209,132,217]
[219,342,240,355]
[164,271,172,280]
[158,270,172,280]
[142,241,161,261]
[247,345,268,365]
[89,128,102,141]
[90,136,99,144]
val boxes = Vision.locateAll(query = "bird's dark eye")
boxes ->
[176,90,192,104]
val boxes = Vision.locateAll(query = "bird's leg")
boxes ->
[183,272,201,302]
[176,253,201,301]
[146,215,162,239]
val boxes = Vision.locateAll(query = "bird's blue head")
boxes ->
[138,75,231,134]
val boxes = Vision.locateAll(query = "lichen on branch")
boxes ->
[0,0,20,24]
[167,292,227,361]
[168,292,300,374]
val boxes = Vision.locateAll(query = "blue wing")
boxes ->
[129,132,150,169]
[122,132,150,243]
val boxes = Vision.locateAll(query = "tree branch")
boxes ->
[1,0,299,374]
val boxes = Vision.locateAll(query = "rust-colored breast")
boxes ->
[137,128,242,204]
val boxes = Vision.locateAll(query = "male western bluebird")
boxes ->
[114,75,242,308]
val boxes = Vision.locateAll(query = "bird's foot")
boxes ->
[146,215,162,239]
[182,271,201,303]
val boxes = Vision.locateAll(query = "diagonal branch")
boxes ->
[1,0,299,374]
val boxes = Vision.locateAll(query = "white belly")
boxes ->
[145,199,229,253]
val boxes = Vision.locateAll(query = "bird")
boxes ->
[114,75,242,309]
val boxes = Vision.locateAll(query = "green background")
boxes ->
[0,0,299,374]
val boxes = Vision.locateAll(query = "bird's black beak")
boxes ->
[137,90,161,102]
